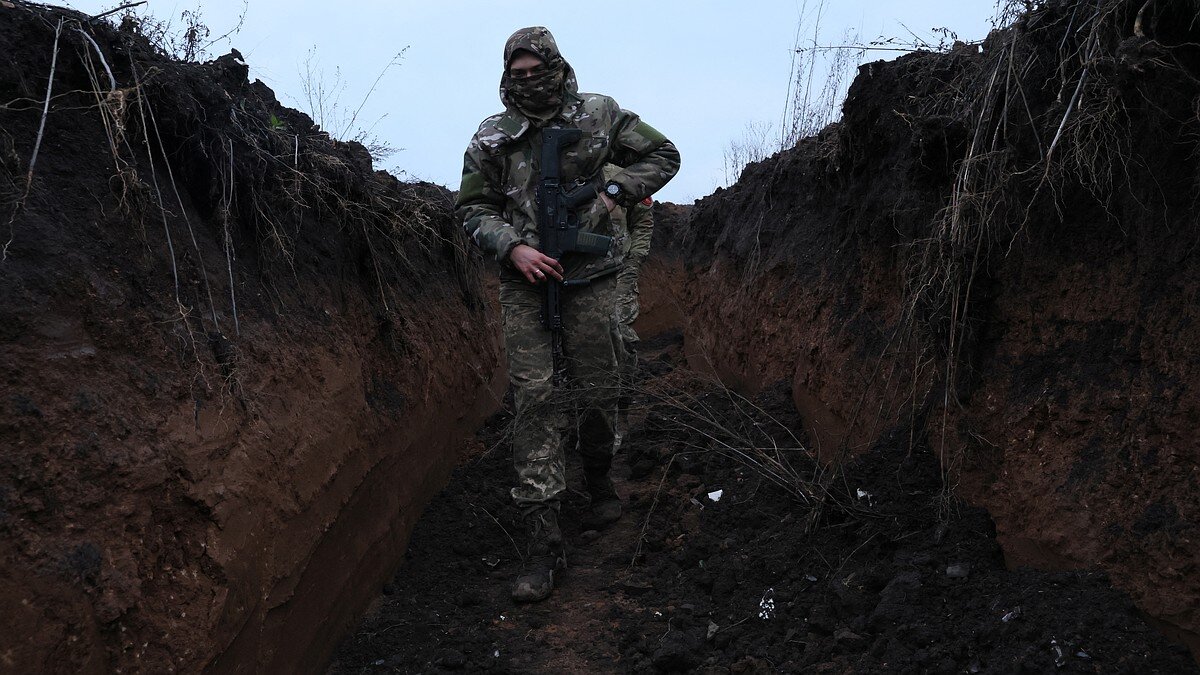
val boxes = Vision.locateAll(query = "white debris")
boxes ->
[493,650,500,658]
[708,489,724,502]
[707,621,720,640]
[856,488,875,505]
[946,563,970,579]
[805,574,818,582]
[1001,607,1022,622]
[758,588,776,620]
[1051,638,1066,667]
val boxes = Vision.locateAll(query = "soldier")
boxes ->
[456,27,679,602]
[604,164,654,451]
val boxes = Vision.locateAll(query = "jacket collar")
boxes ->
[499,91,583,141]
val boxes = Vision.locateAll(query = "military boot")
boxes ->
[511,505,566,603]
[584,469,622,528]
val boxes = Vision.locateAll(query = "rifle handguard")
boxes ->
[538,156,612,256]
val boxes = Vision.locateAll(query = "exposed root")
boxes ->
[5,16,62,261]
[131,61,180,303]
[890,0,1200,502]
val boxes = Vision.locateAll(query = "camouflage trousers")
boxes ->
[613,264,641,444]
[500,274,620,505]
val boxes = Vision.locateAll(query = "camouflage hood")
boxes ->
[499,26,579,124]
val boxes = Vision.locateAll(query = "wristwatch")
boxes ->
[604,181,624,203]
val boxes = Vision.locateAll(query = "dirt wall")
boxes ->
[0,6,502,672]
[653,0,1200,657]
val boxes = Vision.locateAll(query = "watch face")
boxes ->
[606,184,621,196]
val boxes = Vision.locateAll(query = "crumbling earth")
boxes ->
[329,333,1196,673]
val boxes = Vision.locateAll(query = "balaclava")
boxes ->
[499,26,579,126]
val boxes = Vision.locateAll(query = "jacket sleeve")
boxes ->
[606,107,681,206]
[615,201,652,326]
[626,201,654,265]
[454,140,523,262]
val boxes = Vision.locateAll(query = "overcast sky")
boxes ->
[62,0,999,203]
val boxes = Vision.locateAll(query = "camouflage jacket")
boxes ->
[455,31,679,282]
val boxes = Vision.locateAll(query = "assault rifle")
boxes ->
[537,127,613,385]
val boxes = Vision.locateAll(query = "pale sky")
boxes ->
[62,0,998,203]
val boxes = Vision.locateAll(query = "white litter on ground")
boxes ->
[758,588,776,620]
[708,489,724,502]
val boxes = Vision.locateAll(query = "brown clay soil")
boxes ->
[0,5,500,672]
[329,333,1197,674]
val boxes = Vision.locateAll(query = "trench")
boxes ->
[324,262,1198,674]
[4,0,1200,672]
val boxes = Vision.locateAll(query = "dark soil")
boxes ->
[329,333,1196,674]
[672,0,1200,653]
[0,5,496,671]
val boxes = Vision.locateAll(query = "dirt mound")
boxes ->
[331,334,1196,673]
[0,4,500,672]
[672,0,1200,657]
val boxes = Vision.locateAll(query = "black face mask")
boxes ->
[502,65,566,120]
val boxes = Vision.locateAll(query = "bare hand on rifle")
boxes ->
[510,244,564,284]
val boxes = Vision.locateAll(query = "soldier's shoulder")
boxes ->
[469,111,530,154]
[474,112,507,133]
[576,92,620,113]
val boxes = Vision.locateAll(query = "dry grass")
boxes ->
[3,4,480,418]
[899,0,1200,504]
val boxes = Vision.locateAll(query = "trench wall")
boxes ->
[0,6,503,672]
[641,2,1200,655]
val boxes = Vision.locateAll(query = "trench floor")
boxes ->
[328,333,1197,674]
